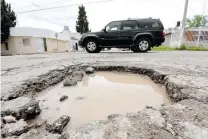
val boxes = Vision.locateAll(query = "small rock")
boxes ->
[85,67,94,74]
[63,77,77,86]
[57,66,66,71]
[59,95,68,101]
[11,129,64,139]
[2,115,17,124]
[46,115,70,134]
[166,123,176,136]
[72,71,84,81]
[1,97,41,120]
[1,119,29,137]
[173,93,178,98]
[1,119,5,129]
[75,97,84,100]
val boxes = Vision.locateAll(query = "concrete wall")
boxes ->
[163,34,171,46]
[1,36,37,55]
[10,27,69,41]
[1,37,17,55]
[46,38,68,52]
[1,36,69,55]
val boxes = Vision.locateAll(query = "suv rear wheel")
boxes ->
[131,47,139,52]
[136,37,152,52]
[84,39,101,53]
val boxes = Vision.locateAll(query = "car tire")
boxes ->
[96,47,102,53]
[136,37,152,52]
[84,39,101,53]
[131,47,139,52]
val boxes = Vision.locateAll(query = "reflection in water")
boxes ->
[36,72,171,129]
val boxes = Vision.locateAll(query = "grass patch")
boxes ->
[152,45,208,51]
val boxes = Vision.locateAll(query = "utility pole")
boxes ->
[55,33,58,51]
[196,2,207,47]
[178,0,189,48]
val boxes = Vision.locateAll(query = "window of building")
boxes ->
[5,42,9,50]
[122,21,138,30]
[106,21,122,31]
[22,38,30,46]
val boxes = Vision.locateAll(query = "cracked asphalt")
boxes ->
[1,51,208,97]
[1,51,208,139]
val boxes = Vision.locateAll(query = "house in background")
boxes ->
[1,27,71,55]
[163,27,208,47]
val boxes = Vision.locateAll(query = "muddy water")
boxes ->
[35,72,171,129]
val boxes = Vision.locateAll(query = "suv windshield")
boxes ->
[106,21,121,31]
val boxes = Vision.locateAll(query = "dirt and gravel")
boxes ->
[1,51,208,139]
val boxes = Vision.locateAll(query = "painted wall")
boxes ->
[46,38,68,52]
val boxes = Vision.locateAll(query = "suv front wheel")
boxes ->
[84,39,101,53]
[136,37,152,52]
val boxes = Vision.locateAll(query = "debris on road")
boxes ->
[72,71,84,81]
[1,97,41,120]
[85,67,94,74]
[63,76,77,86]
[1,119,29,137]
[59,95,68,101]
[75,97,85,100]
[46,115,70,134]
[9,129,66,139]
[2,115,17,124]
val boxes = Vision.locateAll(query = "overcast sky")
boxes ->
[6,0,208,32]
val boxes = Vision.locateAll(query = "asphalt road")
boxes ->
[1,51,208,139]
[1,51,208,97]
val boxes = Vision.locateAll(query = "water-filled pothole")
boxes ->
[35,72,171,128]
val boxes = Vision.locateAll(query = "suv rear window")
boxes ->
[122,20,138,30]
[138,20,163,29]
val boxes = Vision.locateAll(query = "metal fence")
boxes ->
[165,27,208,48]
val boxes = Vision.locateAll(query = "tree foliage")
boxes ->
[1,0,16,43]
[76,5,89,34]
[187,15,207,27]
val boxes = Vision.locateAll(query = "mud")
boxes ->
[35,72,171,128]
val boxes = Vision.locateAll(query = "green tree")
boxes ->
[1,0,16,43]
[187,15,207,27]
[76,5,89,34]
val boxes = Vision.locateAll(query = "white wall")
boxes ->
[10,27,69,41]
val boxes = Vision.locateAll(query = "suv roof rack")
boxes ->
[128,17,159,20]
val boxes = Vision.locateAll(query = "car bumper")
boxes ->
[154,37,165,46]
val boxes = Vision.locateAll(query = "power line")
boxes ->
[17,0,113,14]
[16,0,71,9]
[32,3,40,8]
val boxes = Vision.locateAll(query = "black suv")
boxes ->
[78,18,165,53]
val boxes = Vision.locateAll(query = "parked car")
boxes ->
[78,18,165,53]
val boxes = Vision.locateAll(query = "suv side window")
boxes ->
[106,21,122,31]
[122,21,138,30]
[142,20,161,28]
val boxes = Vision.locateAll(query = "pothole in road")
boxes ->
[35,71,171,129]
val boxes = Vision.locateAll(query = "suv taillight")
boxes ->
[162,32,165,37]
